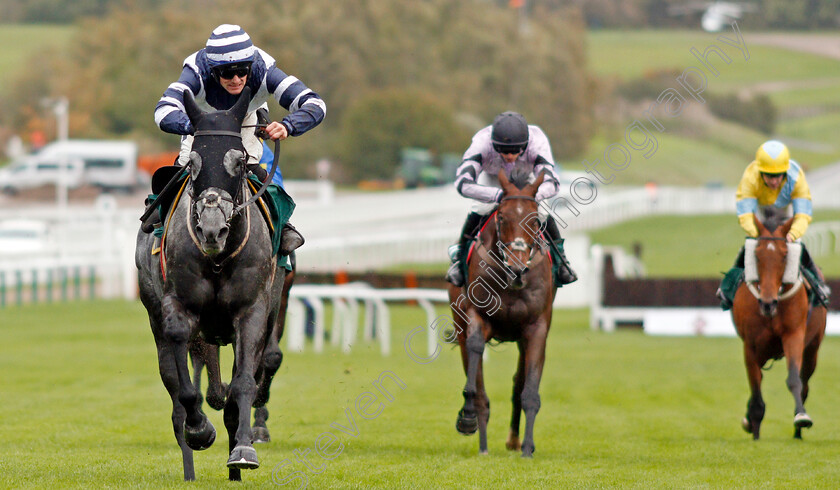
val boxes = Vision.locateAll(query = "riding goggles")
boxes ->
[760,171,785,179]
[214,62,252,80]
[493,143,527,155]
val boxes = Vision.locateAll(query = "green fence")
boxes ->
[0,266,98,307]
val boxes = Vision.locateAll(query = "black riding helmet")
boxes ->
[491,112,529,154]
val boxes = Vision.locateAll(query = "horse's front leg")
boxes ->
[506,342,526,452]
[225,300,270,478]
[253,265,292,443]
[782,329,812,437]
[162,294,216,452]
[519,319,548,458]
[456,314,486,446]
[191,339,226,411]
[741,345,765,440]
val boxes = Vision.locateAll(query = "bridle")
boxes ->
[494,195,544,268]
[181,125,280,271]
[189,125,280,226]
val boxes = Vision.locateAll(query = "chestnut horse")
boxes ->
[732,215,827,440]
[449,169,555,457]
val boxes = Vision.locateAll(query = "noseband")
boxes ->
[495,195,543,267]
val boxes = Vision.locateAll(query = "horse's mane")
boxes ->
[509,166,531,190]
[762,207,788,232]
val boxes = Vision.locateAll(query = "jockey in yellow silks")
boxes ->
[718,140,830,308]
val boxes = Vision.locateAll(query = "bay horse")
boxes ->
[732,214,827,440]
[449,168,555,457]
[135,87,289,481]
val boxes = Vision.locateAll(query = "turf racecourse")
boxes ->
[3,301,840,488]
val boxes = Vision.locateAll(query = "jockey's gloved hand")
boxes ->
[255,108,272,140]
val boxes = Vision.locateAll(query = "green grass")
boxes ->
[587,30,840,87]
[561,123,766,186]
[587,211,840,278]
[586,30,840,179]
[4,300,840,488]
[0,24,75,85]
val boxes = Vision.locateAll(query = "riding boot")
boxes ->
[279,222,305,256]
[801,245,831,305]
[141,197,162,233]
[543,218,578,286]
[445,212,483,287]
[247,162,269,183]
[717,246,746,309]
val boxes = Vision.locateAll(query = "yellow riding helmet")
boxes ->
[755,140,790,174]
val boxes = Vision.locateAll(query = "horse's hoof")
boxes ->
[521,448,534,458]
[479,450,489,456]
[456,409,478,435]
[253,426,271,444]
[794,412,813,429]
[506,437,521,451]
[227,445,259,470]
[184,418,216,451]
[741,417,752,433]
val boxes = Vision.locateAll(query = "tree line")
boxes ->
[1,0,594,182]
[5,0,839,30]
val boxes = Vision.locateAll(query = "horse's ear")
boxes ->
[525,171,546,196]
[183,89,203,124]
[498,170,513,193]
[754,214,768,236]
[231,86,251,124]
[779,217,795,238]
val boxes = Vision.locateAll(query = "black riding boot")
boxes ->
[716,246,745,309]
[801,245,830,305]
[543,218,578,286]
[248,163,269,183]
[279,222,305,256]
[445,212,483,287]
[141,197,161,233]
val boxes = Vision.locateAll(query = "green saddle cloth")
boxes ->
[147,175,295,271]
[719,267,744,311]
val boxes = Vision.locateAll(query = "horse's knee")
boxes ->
[228,374,257,399]
[263,350,283,372]
[466,330,484,355]
[521,389,541,414]
[786,368,803,392]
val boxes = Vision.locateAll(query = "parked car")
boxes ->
[0,139,139,194]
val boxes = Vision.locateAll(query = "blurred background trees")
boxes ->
[0,0,593,182]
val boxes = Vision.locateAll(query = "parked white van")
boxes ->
[0,139,139,193]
